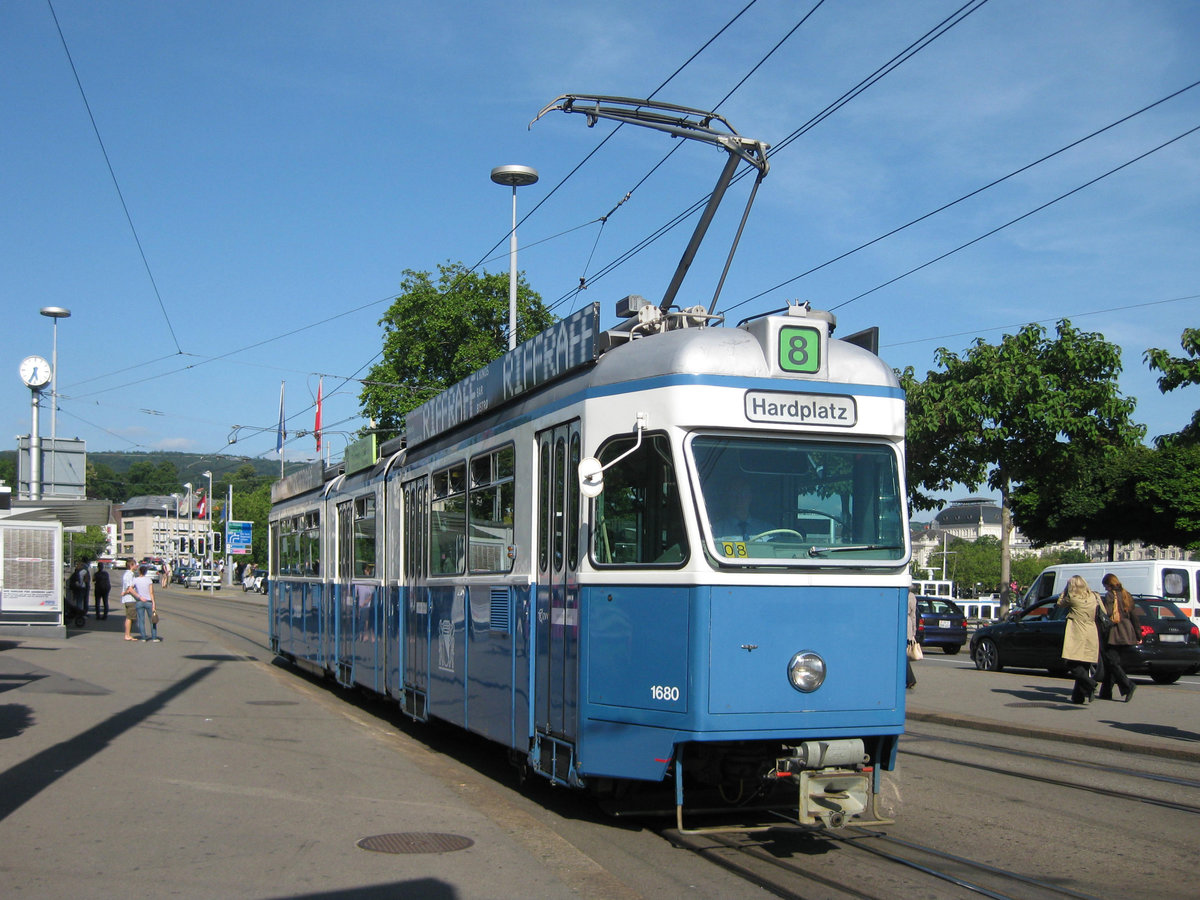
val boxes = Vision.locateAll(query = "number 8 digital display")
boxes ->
[778,325,821,374]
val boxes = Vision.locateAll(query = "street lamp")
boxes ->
[170,493,181,561]
[39,306,70,496]
[184,482,193,564]
[202,470,213,594]
[490,165,538,351]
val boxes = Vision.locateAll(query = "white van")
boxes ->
[1020,560,1200,625]
[913,578,956,598]
[960,597,1003,627]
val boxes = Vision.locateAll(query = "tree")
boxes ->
[1145,327,1200,446]
[902,320,1143,607]
[87,461,124,501]
[360,262,555,441]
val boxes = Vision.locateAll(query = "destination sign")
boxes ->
[744,390,857,427]
[406,304,600,446]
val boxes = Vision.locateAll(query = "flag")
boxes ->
[276,381,286,456]
[315,377,323,452]
[197,491,207,520]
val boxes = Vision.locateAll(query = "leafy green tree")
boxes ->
[902,320,1143,607]
[235,483,273,565]
[124,460,180,497]
[87,461,124,501]
[1145,327,1200,447]
[360,262,555,441]
[0,452,17,488]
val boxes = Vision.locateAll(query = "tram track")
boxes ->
[169,592,1184,897]
[664,823,1106,900]
[902,730,1200,817]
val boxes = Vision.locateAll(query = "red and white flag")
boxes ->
[197,492,207,520]
[315,377,323,452]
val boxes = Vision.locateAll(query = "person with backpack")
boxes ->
[93,562,111,620]
[69,562,91,621]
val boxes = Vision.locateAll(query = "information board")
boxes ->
[226,520,253,555]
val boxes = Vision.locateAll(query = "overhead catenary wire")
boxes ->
[544,0,991,315]
[828,122,1200,312]
[720,77,1200,316]
[45,0,183,354]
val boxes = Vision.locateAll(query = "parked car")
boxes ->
[971,595,1200,684]
[916,596,968,654]
[172,566,197,585]
[242,568,268,594]
[184,569,222,590]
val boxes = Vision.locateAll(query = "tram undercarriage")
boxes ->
[578,737,897,833]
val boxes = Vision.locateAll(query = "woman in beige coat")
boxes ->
[1057,575,1102,704]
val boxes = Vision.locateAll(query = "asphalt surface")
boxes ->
[906,645,1200,763]
[2,591,1198,899]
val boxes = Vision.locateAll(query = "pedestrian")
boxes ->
[160,560,171,588]
[131,565,158,642]
[69,561,91,620]
[1097,573,1141,702]
[1056,575,1102,704]
[121,558,139,641]
[906,588,919,689]
[93,562,111,620]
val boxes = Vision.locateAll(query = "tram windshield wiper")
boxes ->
[808,545,904,557]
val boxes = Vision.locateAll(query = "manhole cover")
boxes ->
[357,832,474,855]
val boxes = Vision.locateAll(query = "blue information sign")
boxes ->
[227,520,253,555]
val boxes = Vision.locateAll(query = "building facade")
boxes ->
[118,495,212,563]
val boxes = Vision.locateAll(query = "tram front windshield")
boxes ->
[691,435,905,565]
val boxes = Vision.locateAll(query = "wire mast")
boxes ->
[533,95,770,314]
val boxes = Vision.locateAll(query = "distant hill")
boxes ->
[86,450,300,484]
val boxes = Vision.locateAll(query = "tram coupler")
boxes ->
[775,739,892,828]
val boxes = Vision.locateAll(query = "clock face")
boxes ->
[20,355,51,388]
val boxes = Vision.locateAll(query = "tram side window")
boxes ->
[468,446,515,573]
[403,479,428,580]
[355,496,377,577]
[592,432,688,567]
[300,511,321,577]
[277,516,299,575]
[431,463,467,576]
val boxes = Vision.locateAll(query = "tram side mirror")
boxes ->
[578,457,605,498]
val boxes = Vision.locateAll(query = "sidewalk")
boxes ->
[905,653,1200,762]
[0,604,631,900]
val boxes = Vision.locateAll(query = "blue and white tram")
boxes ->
[269,298,910,830]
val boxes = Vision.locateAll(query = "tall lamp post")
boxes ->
[170,493,181,564]
[184,482,193,566]
[490,165,538,351]
[202,470,213,594]
[39,306,71,496]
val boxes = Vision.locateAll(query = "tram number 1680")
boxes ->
[651,684,681,702]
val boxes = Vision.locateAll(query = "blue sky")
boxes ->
[3,1,1199,492]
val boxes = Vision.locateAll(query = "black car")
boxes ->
[916,596,968,654]
[970,595,1200,684]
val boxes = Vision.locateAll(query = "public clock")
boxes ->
[19,355,52,388]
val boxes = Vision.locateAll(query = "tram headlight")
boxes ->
[787,651,826,693]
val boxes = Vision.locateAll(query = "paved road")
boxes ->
[2,590,1197,898]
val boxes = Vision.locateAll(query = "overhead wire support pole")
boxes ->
[532,94,769,313]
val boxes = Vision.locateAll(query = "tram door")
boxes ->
[535,422,582,746]
[336,500,354,674]
[402,478,430,716]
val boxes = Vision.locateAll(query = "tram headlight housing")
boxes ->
[787,651,826,693]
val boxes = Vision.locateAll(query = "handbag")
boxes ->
[152,612,159,625]
[1094,601,1113,636]
[907,640,923,661]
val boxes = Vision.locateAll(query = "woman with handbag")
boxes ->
[1097,573,1140,702]
[905,588,919,689]
[1057,575,1102,704]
